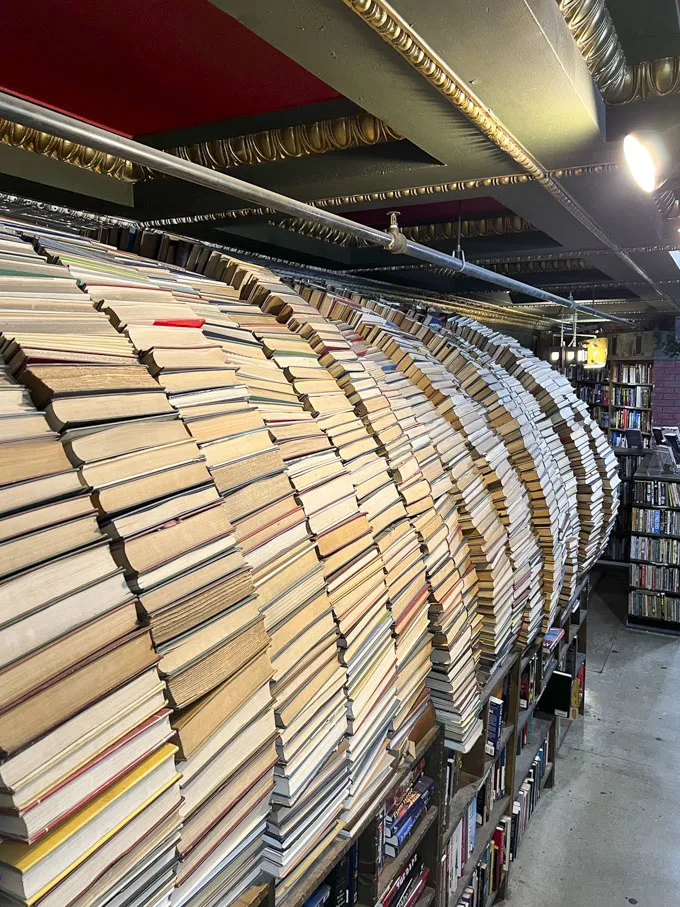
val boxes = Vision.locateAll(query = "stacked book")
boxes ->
[183,289,351,893]
[295,291,483,750]
[458,319,617,572]
[0,226,181,907]
[58,238,349,895]
[359,317,532,662]
[22,227,276,907]
[361,323,512,670]
[281,302,434,745]
[233,277,401,837]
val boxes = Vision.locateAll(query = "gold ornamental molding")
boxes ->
[0,119,148,181]
[0,112,401,183]
[339,0,665,298]
[143,162,620,227]
[557,0,680,104]
[272,214,537,246]
[168,113,402,170]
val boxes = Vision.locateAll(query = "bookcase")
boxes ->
[279,582,590,907]
[629,462,680,635]
[600,449,645,565]
[568,363,610,431]
[567,356,654,449]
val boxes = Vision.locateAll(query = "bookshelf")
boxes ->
[567,363,611,431]
[281,582,591,907]
[568,357,654,450]
[628,462,680,635]
[599,448,645,565]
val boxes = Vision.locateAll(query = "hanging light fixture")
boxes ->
[624,125,680,193]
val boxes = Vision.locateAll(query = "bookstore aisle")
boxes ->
[505,569,680,907]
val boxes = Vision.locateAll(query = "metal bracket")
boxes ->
[387,211,408,254]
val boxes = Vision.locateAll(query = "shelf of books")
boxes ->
[568,359,654,451]
[600,449,646,565]
[0,215,614,907]
[629,464,680,635]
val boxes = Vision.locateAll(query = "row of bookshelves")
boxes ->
[627,465,680,635]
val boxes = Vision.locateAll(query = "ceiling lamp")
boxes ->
[623,126,680,193]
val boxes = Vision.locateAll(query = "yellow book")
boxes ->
[0,743,178,904]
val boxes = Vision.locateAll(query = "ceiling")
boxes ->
[2,0,680,328]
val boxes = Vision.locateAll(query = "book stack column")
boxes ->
[355,324,518,674]
[444,328,580,615]
[52,241,351,898]
[182,287,352,896]
[629,462,680,633]
[28,228,279,907]
[459,322,615,574]
[362,319,542,651]
[286,291,483,753]
[227,280,400,859]
[363,303,572,639]
[0,226,182,907]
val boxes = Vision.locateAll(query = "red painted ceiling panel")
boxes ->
[1,1,341,136]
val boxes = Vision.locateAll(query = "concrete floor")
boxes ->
[505,568,680,907]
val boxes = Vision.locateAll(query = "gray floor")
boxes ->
[505,568,680,907]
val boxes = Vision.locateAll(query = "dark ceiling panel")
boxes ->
[0,1,340,136]
[346,198,510,227]
[608,0,680,62]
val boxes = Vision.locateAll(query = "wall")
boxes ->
[653,331,680,428]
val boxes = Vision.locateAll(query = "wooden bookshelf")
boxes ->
[628,462,680,635]
[567,353,654,451]
[599,447,646,565]
[273,579,591,907]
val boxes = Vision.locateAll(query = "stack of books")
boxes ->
[181,290,351,893]
[234,276,401,837]
[283,306,434,749]
[20,226,277,907]
[467,323,606,576]
[452,319,618,576]
[0,225,181,907]
[295,289,483,750]
[362,318,532,664]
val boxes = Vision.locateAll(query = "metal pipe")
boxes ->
[0,90,632,325]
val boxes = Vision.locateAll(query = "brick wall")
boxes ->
[652,360,680,427]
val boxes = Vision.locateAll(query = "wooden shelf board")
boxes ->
[632,531,680,540]
[449,796,511,906]
[541,760,555,790]
[445,722,512,845]
[513,715,554,798]
[632,503,680,511]
[415,886,435,907]
[627,615,680,636]
[480,651,519,706]
[630,586,680,598]
[377,806,438,897]
[611,405,652,411]
[631,557,680,567]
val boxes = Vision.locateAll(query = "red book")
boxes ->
[153,318,206,328]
